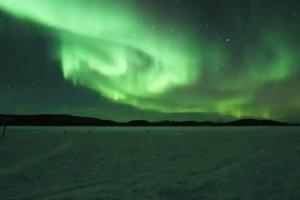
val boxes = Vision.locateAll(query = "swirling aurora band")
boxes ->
[0,0,298,119]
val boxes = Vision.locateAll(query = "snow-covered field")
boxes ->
[0,126,299,200]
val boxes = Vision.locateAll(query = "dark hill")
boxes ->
[0,114,117,126]
[0,114,298,126]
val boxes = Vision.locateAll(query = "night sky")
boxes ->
[0,0,299,122]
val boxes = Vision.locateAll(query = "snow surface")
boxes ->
[0,126,300,199]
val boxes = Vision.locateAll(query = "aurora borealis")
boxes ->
[0,0,299,122]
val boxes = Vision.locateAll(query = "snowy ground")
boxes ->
[0,126,300,200]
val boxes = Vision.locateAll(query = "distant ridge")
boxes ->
[0,114,117,126]
[0,114,298,126]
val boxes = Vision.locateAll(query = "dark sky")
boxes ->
[0,0,299,122]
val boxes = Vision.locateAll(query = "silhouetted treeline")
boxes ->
[0,114,298,127]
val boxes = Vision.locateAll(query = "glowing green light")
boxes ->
[0,0,297,119]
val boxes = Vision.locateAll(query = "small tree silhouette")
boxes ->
[2,125,7,138]
[1,117,12,139]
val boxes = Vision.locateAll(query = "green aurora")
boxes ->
[0,0,299,121]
